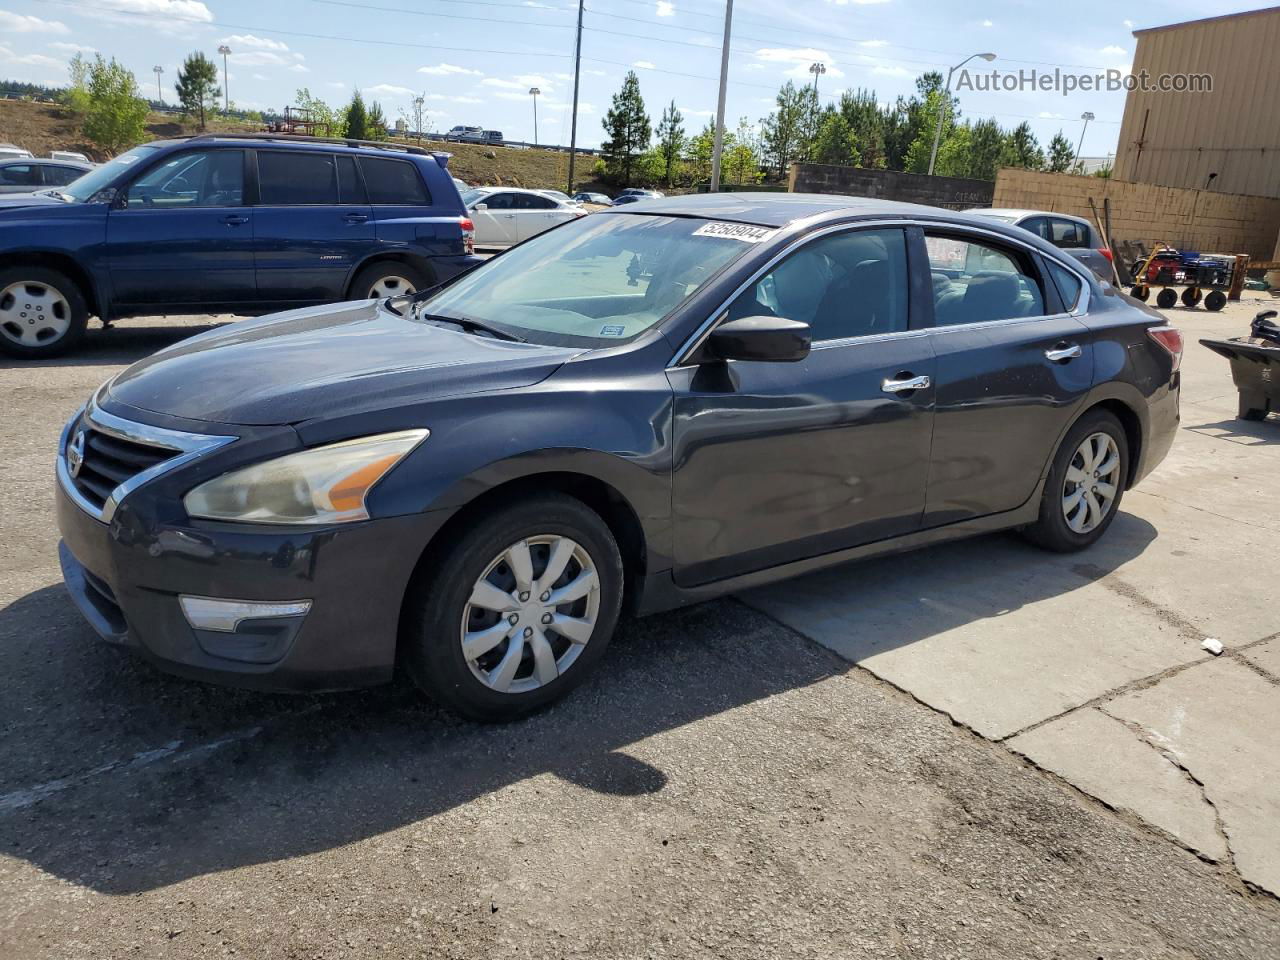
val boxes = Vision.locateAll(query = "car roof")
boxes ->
[145,136,445,163]
[0,157,90,167]
[603,192,1000,228]
[971,207,1092,226]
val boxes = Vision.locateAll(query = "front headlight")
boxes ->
[184,429,428,525]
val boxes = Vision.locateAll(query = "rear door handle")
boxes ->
[881,374,931,394]
[222,215,249,225]
[1045,343,1083,362]
[343,213,369,223]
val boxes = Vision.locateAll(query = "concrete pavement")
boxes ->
[745,294,1280,897]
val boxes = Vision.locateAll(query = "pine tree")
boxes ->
[654,100,685,187]
[344,91,369,141]
[759,81,809,179]
[967,118,1005,180]
[1046,130,1075,173]
[812,111,860,166]
[174,52,220,131]
[601,71,651,186]
[837,89,886,168]
[1001,121,1046,170]
[366,100,389,140]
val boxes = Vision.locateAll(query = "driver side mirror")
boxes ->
[474,202,488,211]
[704,316,811,363]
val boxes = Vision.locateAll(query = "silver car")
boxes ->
[0,157,93,194]
[966,208,1114,281]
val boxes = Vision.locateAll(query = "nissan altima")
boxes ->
[56,194,1181,720]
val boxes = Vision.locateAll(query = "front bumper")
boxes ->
[56,463,449,693]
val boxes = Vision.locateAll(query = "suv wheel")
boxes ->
[351,262,428,301]
[0,266,88,359]
[1023,409,1129,552]
[403,493,624,721]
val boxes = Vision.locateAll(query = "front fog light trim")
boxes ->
[179,596,313,633]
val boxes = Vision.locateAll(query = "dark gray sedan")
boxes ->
[55,193,1181,720]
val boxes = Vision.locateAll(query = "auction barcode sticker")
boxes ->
[692,222,777,243]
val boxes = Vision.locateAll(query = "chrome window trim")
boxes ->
[57,396,235,524]
[668,217,1091,369]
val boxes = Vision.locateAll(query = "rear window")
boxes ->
[258,151,338,205]
[359,157,429,205]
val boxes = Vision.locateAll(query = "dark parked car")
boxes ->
[56,194,1182,720]
[0,156,92,194]
[612,188,664,206]
[0,135,480,358]
[967,208,1115,281]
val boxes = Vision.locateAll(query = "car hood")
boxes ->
[0,191,66,210]
[107,300,583,426]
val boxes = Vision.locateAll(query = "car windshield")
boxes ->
[460,188,489,206]
[974,213,1018,223]
[62,144,160,201]
[419,214,756,347]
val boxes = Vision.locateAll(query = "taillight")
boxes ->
[1147,324,1183,372]
[1099,248,1114,261]
[460,217,474,255]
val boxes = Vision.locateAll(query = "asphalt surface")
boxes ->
[2,314,1279,959]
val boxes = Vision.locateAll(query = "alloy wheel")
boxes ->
[0,280,71,347]
[460,535,600,694]
[368,275,416,298]
[1062,432,1121,534]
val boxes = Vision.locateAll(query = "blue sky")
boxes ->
[0,0,1265,154]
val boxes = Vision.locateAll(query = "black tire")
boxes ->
[1156,287,1178,309]
[0,266,88,359]
[1131,284,1150,302]
[349,261,429,301]
[1180,286,1202,307]
[1205,290,1227,312]
[402,493,625,721]
[1022,409,1129,553]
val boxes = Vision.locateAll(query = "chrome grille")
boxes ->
[69,424,177,510]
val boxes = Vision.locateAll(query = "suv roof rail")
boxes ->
[187,132,438,156]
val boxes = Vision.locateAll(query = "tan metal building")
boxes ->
[1113,7,1280,199]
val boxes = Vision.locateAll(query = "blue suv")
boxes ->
[0,134,481,358]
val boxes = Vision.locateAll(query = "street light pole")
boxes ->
[927,51,996,176]
[153,65,164,105]
[709,0,734,192]
[808,61,826,102]
[413,95,425,143]
[217,45,231,112]
[566,0,585,194]
[529,87,540,146]
[1074,111,1094,171]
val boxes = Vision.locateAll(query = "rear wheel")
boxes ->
[1130,284,1150,302]
[1205,290,1227,312]
[350,261,429,301]
[1023,410,1129,552]
[402,493,624,721]
[1156,288,1178,309]
[1180,286,1202,307]
[0,266,88,359]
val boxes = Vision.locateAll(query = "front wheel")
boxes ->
[403,493,625,721]
[1023,410,1129,552]
[0,266,88,359]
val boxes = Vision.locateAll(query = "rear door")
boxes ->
[921,229,1093,526]
[512,192,568,241]
[361,154,437,258]
[106,148,257,306]
[251,149,376,303]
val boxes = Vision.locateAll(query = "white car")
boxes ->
[0,143,33,161]
[461,186,586,248]
[50,150,91,163]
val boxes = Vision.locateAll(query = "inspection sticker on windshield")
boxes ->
[599,324,626,337]
[692,221,777,243]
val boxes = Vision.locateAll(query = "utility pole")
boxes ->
[927,51,995,176]
[217,44,232,112]
[709,0,734,192]
[153,65,164,105]
[529,87,540,146]
[566,0,584,194]
[1073,111,1094,171]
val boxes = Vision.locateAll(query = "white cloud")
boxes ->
[516,73,550,87]
[982,19,993,27]
[679,105,713,117]
[288,63,309,73]
[656,1,675,15]
[326,81,346,89]
[1038,111,1064,119]
[871,65,910,77]
[418,62,482,76]
[1123,18,1134,28]
[745,63,764,71]
[228,50,305,67]
[493,90,535,101]
[365,83,415,98]
[0,11,68,34]
[81,0,214,31]
[585,68,606,77]
[48,41,96,54]
[1099,44,1128,57]
[754,47,832,63]
[253,73,269,81]
[451,95,484,104]
[0,44,63,68]
[633,60,656,69]
[218,33,289,51]
[482,77,523,89]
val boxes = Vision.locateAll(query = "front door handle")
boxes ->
[881,374,931,394]
[1045,343,1083,362]
[343,212,369,223]
[222,214,249,225]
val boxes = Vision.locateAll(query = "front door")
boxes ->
[921,230,1094,526]
[669,226,936,587]
[106,148,256,306]
[251,150,376,302]
[471,192,520,247]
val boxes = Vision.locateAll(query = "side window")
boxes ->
[335,155,366,204]
[1047,261,1084,311]
[1049,218,1085,247]
[925,234,1046,326]
[125,150,244,208]
[524,194,556,210]
[724,228,909,342]
[1020,216,1051,241]
[482,193,513,210]
[359,157,429,205]
[258,151,338,205]
[43,166,84,186]
[0,164,39,186]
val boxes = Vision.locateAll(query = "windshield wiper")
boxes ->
[414,309,527,343]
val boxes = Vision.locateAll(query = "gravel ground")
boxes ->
[2,316,1278,959]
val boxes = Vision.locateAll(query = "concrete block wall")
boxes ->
[992,168,1280,260]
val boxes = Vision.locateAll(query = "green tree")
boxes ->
[63,52,91,115]
[294,88,344,137]
[82,55,149,154]
[759,81,809,179]
[967,118,1005,180]
[812,110,861,166]
[366,100,389,140]
[1000,121,1045,170]
[654,100,685,187]
[174,51,220,130]
[933,122,974,178]
[343,90,369,140]
[1046,130,1075,173]
[837,89,886,168]
[688,122,718,182]
[902,88,950,174]
[601,71,651,186]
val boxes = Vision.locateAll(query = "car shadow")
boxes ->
[4,321,230,369]
[0,513,1156,896]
